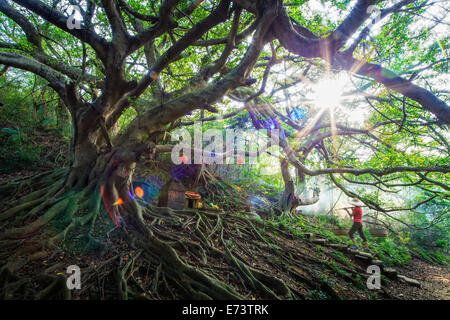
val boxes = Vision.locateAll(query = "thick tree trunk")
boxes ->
[274,158,296,216]
[42,95,154,237]
[274,159,320,217]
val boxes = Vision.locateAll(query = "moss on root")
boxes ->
[0,169,387,300]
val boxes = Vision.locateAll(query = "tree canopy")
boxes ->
[1,0,448,216]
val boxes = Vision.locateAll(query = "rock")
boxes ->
[326,243,348,250]
[371,259,383,266]
[383,268,398,280]
[355,254,370,261]
[356,251,373,258]
[398,275,421,288]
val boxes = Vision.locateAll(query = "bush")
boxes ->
[0,127,40,171]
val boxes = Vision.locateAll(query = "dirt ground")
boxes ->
[388,258,450,300]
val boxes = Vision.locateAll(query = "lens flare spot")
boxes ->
[135,186,144,198]
[149,70,159,80]
[113,198,123,206]
[289,107,306,121]
[311,76,345,109]
[180,155,188,163]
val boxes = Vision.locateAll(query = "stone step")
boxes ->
[382,267,398,280]
[355,251,373,258]
[325,243,348,250]
[298,232,314,239]
[355,254,371,261]
[371,259,383,266]
[398,275,421,288]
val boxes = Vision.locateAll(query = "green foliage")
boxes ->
[271,212,419,267]
[401,199,450,265]
[0,71,71,171]
[330,251,353,268]
[368,236,411,266]
[0,127,40,171]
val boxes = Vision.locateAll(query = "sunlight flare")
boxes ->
[310,75,346,109]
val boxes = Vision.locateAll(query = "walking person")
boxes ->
[344,198,369,251]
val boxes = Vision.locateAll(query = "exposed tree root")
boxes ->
[0,170,385,300]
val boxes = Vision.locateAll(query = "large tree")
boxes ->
[0,0,448,299]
